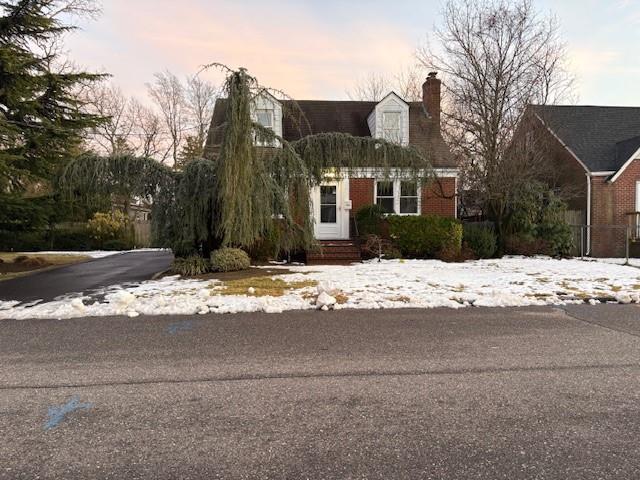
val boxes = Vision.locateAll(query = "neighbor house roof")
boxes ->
[205,98,456,168]
[531,105,640,174]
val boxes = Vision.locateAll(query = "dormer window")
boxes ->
[367,92,409,146]
[252,92,282,146]
[256,109,274,130]
[382,111,402,143]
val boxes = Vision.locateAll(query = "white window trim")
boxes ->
[381,111,402,144]
[256,108,275,129]
[374,179,421,216]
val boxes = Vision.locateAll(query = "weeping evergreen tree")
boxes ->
[61,66,436,257]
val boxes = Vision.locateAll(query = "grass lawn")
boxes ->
[0,253,92,281]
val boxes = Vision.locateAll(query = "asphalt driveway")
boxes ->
[0,251,173,303]
[2,304,640,479]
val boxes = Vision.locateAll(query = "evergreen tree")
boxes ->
[176,134,204,169]
[0,0,104,229]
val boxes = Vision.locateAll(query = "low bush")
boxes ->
[387,215,463,258]
[355,204,386,237]
[535,220,574,257]
[504,234,552,256]
[210,247,251,272]
[171,255,211,276]
[507,182,574,257]
[102,238,134,251]
[463,223,497,259]
[0,230,48,251]
[87,211,132,249]
[360,234,402,261]
[437,244,476,263]
[50,226,93,251]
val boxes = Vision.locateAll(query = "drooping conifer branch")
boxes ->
[60,66,436,257]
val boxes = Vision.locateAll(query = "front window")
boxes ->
[399,181,418,214]
[256,109,274,129]
[376,181,395,213]
[376,179,419,215]
[382,112,401,143]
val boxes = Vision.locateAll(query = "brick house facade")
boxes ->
[526,105,640,257]
[349,176,456,219]
[207,73,458,252]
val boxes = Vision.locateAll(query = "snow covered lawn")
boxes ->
[1,257,640,320]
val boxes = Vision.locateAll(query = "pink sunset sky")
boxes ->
[66,0,640,105]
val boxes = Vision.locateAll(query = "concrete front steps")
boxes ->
[306,240,362,265]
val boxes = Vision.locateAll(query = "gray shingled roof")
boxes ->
[206,99,456,168]
[531,105,640,172]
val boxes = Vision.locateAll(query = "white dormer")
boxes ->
[252,91,283,145]
[367,92,409,145]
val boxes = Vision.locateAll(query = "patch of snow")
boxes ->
[590,257,640,269]
[316,291,337,309]
[2,257,640,320]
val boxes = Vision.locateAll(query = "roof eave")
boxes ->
[533,112,590,174]
[608,145,640,182]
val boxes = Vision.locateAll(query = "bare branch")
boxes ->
[416,0,576,232]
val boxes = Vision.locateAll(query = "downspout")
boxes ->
[586,173,591,256]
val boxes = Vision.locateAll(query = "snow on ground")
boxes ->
[11,248,169,259]
[592,257,640,268]
[1,256,640,320]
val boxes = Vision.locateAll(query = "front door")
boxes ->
[312,180,350,239]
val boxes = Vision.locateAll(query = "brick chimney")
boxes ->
[423,72,441,132]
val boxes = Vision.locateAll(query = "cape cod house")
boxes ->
[205,73,458,262]
[524,105,640,257]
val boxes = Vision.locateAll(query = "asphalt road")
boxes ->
[2,305,640,479]
[0,251,173,303]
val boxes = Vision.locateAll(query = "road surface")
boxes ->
[2,304,640,479]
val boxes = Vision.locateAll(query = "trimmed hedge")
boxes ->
[387,215,463,258]
[210,248,251,272]
[0,226,94,252]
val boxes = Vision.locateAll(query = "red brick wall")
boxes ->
[349,178,374,216]
[422,177,456,217]
[349,177,457,218]
[590,160,640,257]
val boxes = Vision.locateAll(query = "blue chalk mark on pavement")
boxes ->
[45,396,93,431]
[167,320,194,335]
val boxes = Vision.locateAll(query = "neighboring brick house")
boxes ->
[206,73,458,261]
[525,105,640,257]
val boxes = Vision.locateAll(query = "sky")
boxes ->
[65,0,640,105]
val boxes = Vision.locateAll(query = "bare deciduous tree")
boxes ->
[43,0,102,19]
[82,82,134,155]
[185,75,218,153]
[128,99,167,160]
[147,70,187,169]
[417,0,575,241]
[347,66,425,102]
[347,72,389,102]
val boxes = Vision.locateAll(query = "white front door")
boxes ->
[312,180,350,239]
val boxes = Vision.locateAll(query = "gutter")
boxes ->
[586,173,591,256]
